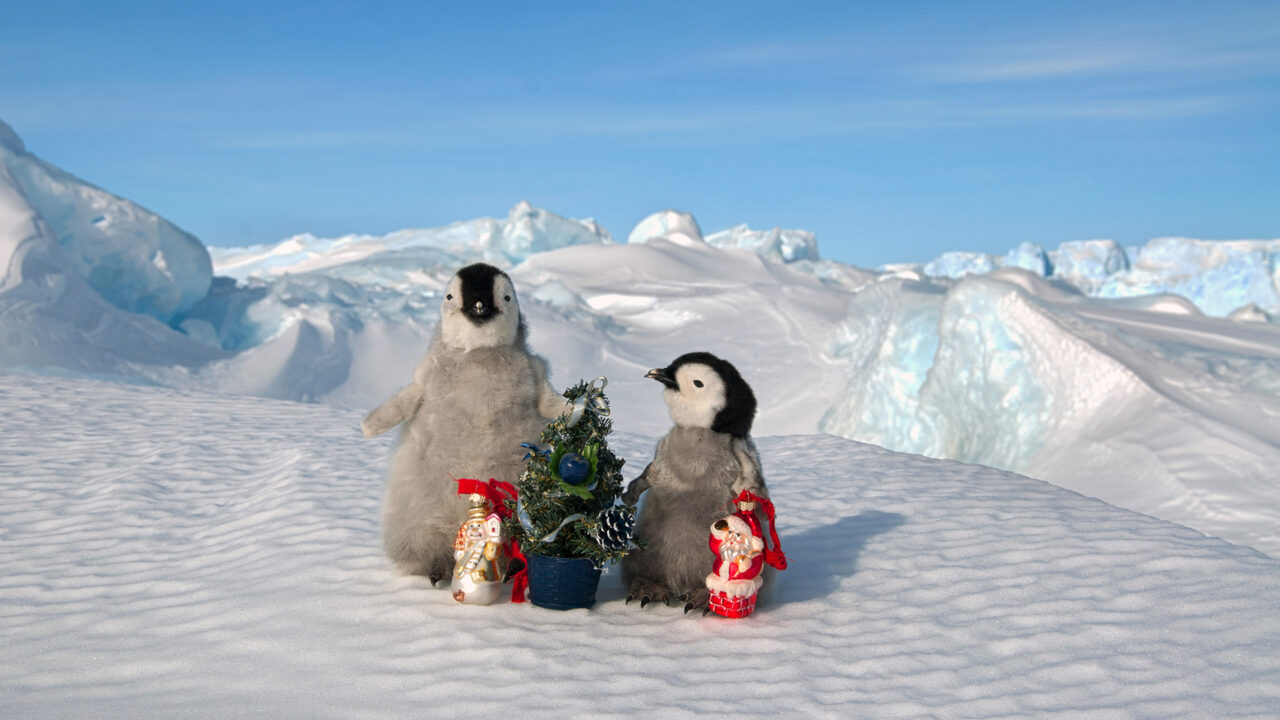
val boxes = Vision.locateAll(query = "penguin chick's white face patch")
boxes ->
[663,362,727,429]
[439,271,521,351]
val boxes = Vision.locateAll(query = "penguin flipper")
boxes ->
[622,464,653,506]
[361,383,426,438]
[730,437,767,496]
[529,355,571,419]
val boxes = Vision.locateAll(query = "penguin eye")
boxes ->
[446,294,453,301]
[693,379,704,388]
[503,295,511,302]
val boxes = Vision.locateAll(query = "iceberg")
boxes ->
[923,251,998,278]
[626,209,705,247]
[821,267,1280,555]
[0,119,211,323]
[211,200,612,284]
[1098,237,1280,316]
[704,223,820,263]
[919,236,1280,318]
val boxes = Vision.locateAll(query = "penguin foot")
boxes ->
[424,556,455,588]
[502,557,526,584]
[626,582,670,608]
[681,589,710,614]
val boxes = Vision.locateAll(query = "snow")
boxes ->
[1053,239,1132,294]
[704,223,821,263]
[626,209,706,248]
[924,251,998,279]
[0,119,25,153]
[1098,237,1280,317]
[917,235,1280,319]
[210,200,612,285]
[0,123,210,323]
[821,268,1280,556]
[2,372,1278,719]
[0,157,222,376]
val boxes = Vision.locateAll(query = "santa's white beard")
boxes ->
[719,538,752,571]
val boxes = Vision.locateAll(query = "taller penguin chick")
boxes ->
[622,352,771,611]
[362,263,567,582]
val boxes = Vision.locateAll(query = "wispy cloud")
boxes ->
[216,129,417,150]
[922,48,1142,83]
[200,87,1243,155]
[917,33,1280,84]
[697,39,862,67]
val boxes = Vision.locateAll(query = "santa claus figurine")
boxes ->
[705,490,787,618]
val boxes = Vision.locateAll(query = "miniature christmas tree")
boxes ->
[506,377,636,568]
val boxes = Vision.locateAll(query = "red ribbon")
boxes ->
[506,540,528,603]
[735,489,788,571]
[455,478,518,520]
[455,478,527,602]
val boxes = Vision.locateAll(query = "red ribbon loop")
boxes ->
[455,478,519,521]
[735,489,788,571]
[507,540,528,603]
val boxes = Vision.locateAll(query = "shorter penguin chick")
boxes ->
[622,352,772,611]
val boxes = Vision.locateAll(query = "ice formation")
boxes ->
[0,119,210,322]
[626,209,705,247]
[705,223,820,263]
[211,200,612,285]
[917,234,1280,318]
[820,267,1280,554]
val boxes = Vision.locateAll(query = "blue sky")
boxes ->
[2,1,1277,267]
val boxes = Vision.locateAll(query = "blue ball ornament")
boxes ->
[558,452,591,485]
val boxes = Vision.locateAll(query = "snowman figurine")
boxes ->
[451,494,509,605]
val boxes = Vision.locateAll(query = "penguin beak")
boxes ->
[467,300,494,322]
[645,367,678,390]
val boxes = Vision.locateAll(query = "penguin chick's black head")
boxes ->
[454,262,507,325]
[650,351,757,438]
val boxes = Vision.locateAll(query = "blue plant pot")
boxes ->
[526,554,601,610]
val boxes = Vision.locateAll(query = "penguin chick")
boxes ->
[622,352,771,612]
[362,263,568,583]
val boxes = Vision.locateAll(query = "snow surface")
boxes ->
[3,372,1279,719]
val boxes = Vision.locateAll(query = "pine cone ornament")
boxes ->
[594,506,635,552]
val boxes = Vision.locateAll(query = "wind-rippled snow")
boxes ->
[2,373,1277,719]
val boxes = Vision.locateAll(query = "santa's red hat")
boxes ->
[713,511,767,551]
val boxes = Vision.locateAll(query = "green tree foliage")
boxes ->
[506,379,635,566]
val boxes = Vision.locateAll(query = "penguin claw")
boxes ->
[625,595,634,605]
[702,606,712,617]
[682,589,710,614]
[428,574,442,587]
[640,595,651,608]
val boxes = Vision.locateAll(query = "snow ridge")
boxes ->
[0,120,211,322]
